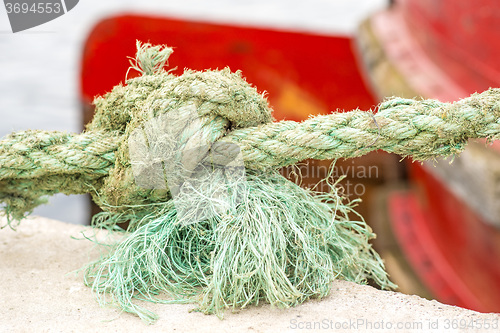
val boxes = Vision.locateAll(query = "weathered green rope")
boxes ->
[2,90,499,182]
[1,41,499,323]
[2,90,499,179]
[0,130,117,180]
[0,130,119,221]
[225,88,500,169]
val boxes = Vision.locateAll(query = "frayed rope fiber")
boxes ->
[1,41,500,322]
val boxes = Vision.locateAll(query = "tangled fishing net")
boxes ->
[2,41,500,323]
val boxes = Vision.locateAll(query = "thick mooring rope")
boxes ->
[2,89,499,181]
[0,130,117,180]
[226,88,500,169]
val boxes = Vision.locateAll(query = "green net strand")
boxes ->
[83,170,392,323]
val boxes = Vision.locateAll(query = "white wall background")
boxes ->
[0,0,388,224]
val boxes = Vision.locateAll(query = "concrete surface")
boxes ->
[1,216,499,332]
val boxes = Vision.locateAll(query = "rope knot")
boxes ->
[87,42,274,211]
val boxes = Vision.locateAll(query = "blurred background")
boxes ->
[2,0,500,317]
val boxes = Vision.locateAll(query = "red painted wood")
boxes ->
[379,0,500,312]
[399,0,500,94]
[390,179,500,312]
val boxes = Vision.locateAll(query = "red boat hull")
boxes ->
[365,0,500,312]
